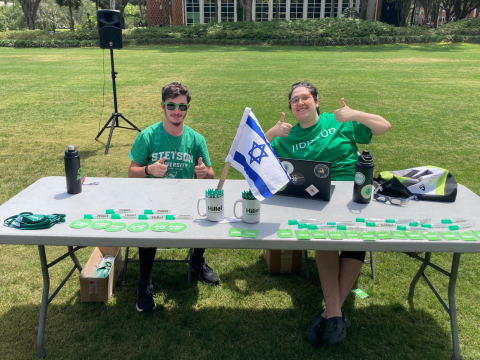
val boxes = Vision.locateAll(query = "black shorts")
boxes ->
[339,251,366,262]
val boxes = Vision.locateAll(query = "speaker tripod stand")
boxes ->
[95,48,141,155]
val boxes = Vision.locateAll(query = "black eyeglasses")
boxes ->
[162,101,189,111]
[373,193,417,206]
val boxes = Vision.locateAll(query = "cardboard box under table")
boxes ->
[80,246,122,302]
[263,249,302,273]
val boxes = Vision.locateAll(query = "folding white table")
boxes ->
[1,176,479,359]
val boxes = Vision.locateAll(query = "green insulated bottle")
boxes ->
[352,150,374,204]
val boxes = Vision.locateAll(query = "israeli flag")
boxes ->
[226,108,290,201]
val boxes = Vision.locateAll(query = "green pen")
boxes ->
[366,222,395,227]
[337,225,367,231]
[144,209,170,214]
[441,217,469,224]
[138,214,165,220]
[106,208,134,214]
[165,214,192,220]
[448,222,474,230]
[111,213,137,219]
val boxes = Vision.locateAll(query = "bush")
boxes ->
[2,17,480,47]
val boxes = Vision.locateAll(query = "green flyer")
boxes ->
[166,223,187,233]
[391,230,408,240]
[90,220,113,230]
[311,230,327,239]
[360,231,376,241]
[438,231,460,241]
[470,230,480,239]
[243,229,259,238]
[277,229,293,238]
[127,222,150,232]
[406,231,424,240]
[424,232,442,241]
[328,230,344,240]
[344,230,360,239]
[229,228,243,237]
[150,222,169,232]
[457,231,477,241]
[296,230,311,240]
[69,219,92,229]
[105,222,127,232]
[375,231,392,240]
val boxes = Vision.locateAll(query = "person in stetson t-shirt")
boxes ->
[128,82,219,313]
[266,81,390,348]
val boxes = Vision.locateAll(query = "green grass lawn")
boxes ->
[1,43,480,359]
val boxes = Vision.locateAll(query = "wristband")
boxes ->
[145,165,149,176]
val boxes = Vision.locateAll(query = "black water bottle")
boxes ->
[64,145,82,194]
[353,150,374,204]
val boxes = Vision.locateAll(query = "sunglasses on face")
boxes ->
[162,101,189,111]
[289,93,312,106]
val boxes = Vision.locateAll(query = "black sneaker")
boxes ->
[191,257,220,286]
[136,279,156,312]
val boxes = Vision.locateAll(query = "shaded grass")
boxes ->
[1,43,480,359]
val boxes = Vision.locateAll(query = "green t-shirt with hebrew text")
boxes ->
[270,112,371,181]
[129,121,211,179]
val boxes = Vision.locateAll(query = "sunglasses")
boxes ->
[162,101,190,111]
[373,193,417,206]
[289,93,312,106]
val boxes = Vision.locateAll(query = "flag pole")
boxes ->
[216,162,231,190]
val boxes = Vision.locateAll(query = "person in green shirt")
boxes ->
[266,81,391,348]
[128,82,219,313]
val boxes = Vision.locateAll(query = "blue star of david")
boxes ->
[248,141,269,165]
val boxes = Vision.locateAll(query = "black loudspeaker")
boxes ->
[97,9,123,49]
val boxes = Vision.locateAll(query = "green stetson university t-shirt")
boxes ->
[129,121,212,179]
[270,112,372,181]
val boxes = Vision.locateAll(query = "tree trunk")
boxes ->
[139,4,144,22]
[349,0,354,17]
[69,4,74,31]
[18,0,42,30]
[239,0,252,21]
[360,0,368,18]
[276,0,279,19]
[215,0,219,21]
[366,0,377,20]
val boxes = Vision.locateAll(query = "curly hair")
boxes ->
[288,81,320,115]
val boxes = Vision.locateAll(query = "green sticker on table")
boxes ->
[166,223,187,233]
[360,231,376,241]
[70,219,92,229]
[344,230,360,239]
[438,231,460,241]
[296,230,311,240]
[311,230,327,239]
[406,231,424,240]
[457,231,477,241]
[391,230,408,240]
[470,230,480,239]
[127,222,150,232]
[243,228,258,238]
[424,232,441,241]
[375,230,392,240]
[278,229,293,238]
[150,222,169,232]
[105,222,127,232]
[328,230,344,240]
[90,220,113,230]
[229,228,243,237]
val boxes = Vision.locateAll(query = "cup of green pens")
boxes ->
[234,190,260,224]
[197,189,224,222]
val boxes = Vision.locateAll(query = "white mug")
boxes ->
[234,198,260,224]
[197,196,224,222]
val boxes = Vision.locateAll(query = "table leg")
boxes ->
[68,246,83,272]
[449,253,460,360]
[408,252,431,297]
[37,245,49,358]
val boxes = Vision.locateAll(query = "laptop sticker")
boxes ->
[306,184,319,196]
[290,172,305,186]
[314,164,329,178]
[281,161,294,175]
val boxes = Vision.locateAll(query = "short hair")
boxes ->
[288,81,320,115]
[162,82,191,103]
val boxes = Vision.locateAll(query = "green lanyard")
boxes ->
[3,212,66,230]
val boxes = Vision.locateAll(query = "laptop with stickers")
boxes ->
[276,158,332,201]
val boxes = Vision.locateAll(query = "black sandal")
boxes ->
[322,311,351,347]
[305,309,327,348]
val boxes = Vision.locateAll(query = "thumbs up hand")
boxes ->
[194,157,208,179]
[150,157,168,178]
[274,112,293,137]
[333,98,356,123]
